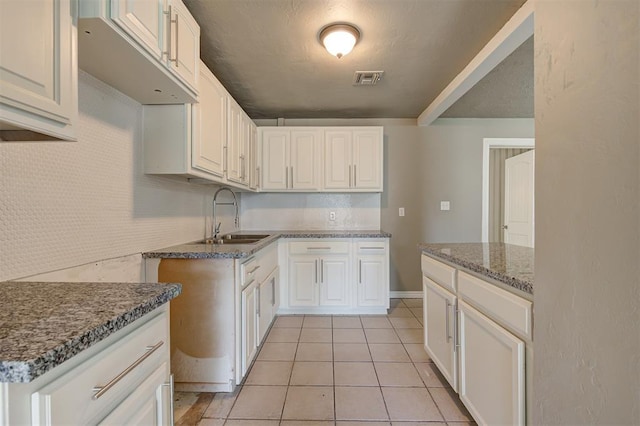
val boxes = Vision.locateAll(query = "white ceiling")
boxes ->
[183,0,532,120]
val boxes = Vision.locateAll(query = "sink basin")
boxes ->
[198,234,271,245]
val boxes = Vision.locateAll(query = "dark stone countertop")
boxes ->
[143,230,391,259]
[419,243,534,295]
[0,281,181,383]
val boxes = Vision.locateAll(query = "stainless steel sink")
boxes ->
[199,234,271,245]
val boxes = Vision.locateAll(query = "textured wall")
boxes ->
[0,72,223,281]
[534,1,640,424]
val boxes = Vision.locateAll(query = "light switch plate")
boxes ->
[329,211,336,221]
[399,207,405,217]
[440,201,450,211]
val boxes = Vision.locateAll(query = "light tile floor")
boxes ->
[174,299,476,426]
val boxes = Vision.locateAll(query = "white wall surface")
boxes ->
[0,72,221,282]
[534,1,639,424]
[240,192,380,230]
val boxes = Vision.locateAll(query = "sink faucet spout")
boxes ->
[212,187,239,240]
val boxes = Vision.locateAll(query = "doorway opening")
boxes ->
[482,138,535,244]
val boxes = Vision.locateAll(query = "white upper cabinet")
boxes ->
[166,0,199,92]
[192,62,226,177]
[259,126,383,193]
[261,128,320,191]
[324,127,383,191]
[226,98,253,187]
[79,0,199,104]
[0,0,77,141]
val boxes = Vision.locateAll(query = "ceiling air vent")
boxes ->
[353,71,384,86]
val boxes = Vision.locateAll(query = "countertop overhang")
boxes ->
[419,242,534,295]
[143,230,392,260]
[0,281,181,383]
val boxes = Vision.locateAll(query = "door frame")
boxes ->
[481,138,535,242]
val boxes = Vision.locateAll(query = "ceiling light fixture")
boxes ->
[319,23,360,59]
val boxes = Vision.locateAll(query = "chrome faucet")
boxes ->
[212,187,239,240]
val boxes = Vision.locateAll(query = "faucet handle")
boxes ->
[215,222,222,233]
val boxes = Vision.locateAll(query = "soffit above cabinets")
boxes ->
[182,0,531,120]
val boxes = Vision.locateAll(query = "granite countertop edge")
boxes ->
[143,230,392,259]
[0,283,181,383]
[419,243,533,295]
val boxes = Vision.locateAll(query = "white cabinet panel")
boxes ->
[458,301,525,426]
[357,255,387,307]
[167,0,199,92]
[111,0,165,60]
[353,129,382,190]
[324,130,352,190]
[241,281,258,377]
[192,62,226,177]
[319,256,349,306]
[0,0,77,140]
[261,128,319,190]
[258,275,273,344]
[423,276,458,391]
[262,130,289,190]
[288,256,318,307]
[290,130,320,190]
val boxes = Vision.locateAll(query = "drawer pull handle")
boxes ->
[307,247,331,250]
[360,247,383,250]
[92,340,164,400]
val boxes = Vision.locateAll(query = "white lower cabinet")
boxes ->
[3,307,172,425]
[423,276,458,391]
[258,268,279,344]
[458,300,525,426]
[282,239,389,314]
[421,254,530,426]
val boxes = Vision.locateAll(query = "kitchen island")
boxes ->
[0,281,181,424]
[419,242,533,426]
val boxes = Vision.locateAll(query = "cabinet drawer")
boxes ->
[458,271,532,340]
[289,241,350,254]
[356,240,387,253]
[421,254,456,292]
[241,257,260,286]
[31,311,169,425]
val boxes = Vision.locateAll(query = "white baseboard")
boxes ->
[390,291,423,299]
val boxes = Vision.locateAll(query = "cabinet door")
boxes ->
[353,129,382,190]
[226,98,244,184]
[290,129,320,190]
[241,281,258,376]
[319,256,349,306]
[97,362,170,426]
[166,0,199,92]
[458,301,525,426]
[357,255,387,307]
[192,64,226,177]
[249,123,259,189]
[324,130,352,189]
[288,256,318,307]
[0,0,76,136]
[111,0,165,60]
[423,276,457,391]
[261,129,289,190]
[240,113,252,184]
[258,277,273,344]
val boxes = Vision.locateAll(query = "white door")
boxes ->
[261,130,289,190]
[357,255,386,307]
[112,0,165,60]
[0,0,76,126]
[458,301,525,426]
[226,98,243,184]
[423,276,458,391]
[192,64,225,177]
[504,150,535,247]
[319,256,349,306]
[257,278,273,344]
[290,129,320,190]
[324,130,352,189]
[288,256,318,307]
[241,281,257,376]
[166,0,199,91]
[353,129,382,190]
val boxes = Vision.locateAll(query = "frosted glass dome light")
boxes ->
[320,24,360,59]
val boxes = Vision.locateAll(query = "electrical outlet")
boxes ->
[399,207,405,217]
[440,201,451,211]
[329,211,336,221]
